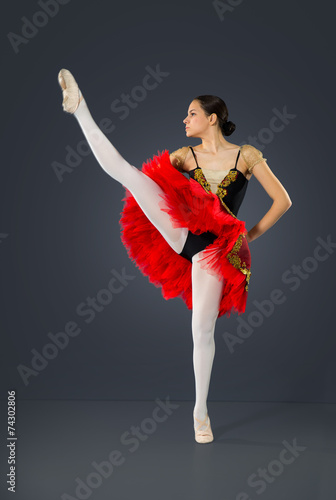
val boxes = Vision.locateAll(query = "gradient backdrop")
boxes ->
[1,0,335,403]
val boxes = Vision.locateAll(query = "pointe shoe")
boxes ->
[58,68,84,114]
[193,411,214,444]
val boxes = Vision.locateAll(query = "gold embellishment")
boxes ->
[194,168,212,193]
[194,167,238,219]
[216,170,238,218]
[217,186,228,197]
[226,233,251,291]
[217,170,238,189]
[240,262,251,291]
[192,166,239,218]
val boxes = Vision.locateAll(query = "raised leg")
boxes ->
[191,250,224,430]
[73,98,188,253]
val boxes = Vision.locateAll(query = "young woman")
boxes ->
[57,69,292,444]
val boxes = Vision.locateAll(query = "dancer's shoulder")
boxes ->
[240,144,267,174]
[169,146,191,172]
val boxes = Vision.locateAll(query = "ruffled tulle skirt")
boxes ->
[119,150,251,318]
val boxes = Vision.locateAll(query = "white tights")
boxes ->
[73,98,224,427]
[74,99,188,253]
[191,252,224,425]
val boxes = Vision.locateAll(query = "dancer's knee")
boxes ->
[192,330,215,349]
[192,315,217,345]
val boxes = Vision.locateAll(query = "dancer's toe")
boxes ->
[57,68,83,114]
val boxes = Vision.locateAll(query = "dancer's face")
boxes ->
[183,100,215,138]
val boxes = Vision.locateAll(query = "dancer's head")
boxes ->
[183,95,235,140]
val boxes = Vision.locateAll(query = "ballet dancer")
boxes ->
[57,69,292,443]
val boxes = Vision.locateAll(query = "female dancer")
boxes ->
[57,69,292,443]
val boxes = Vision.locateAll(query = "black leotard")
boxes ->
[179,146,249,262]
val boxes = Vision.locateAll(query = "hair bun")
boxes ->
[222,120,236,136]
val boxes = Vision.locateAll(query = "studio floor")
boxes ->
[1,400,335,500]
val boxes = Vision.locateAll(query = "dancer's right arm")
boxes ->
[170,146,190,172]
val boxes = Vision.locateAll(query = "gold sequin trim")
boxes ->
[226,233,251,291]
[216,170,238,216]
[218,170,238,188]
[191,164,251,290]
[194,168,212,193]
[192,167,239,218]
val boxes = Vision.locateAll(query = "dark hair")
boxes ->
[193,95,236,136]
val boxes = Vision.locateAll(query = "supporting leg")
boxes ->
[73,98,188,253]
[191,250,224,430]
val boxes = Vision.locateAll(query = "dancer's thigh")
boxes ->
[125,167,188,253]
[191,250,224,334]
[73,99,188,253]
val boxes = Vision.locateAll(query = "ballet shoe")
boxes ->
[58,68,84,114]
[193,411,214,444]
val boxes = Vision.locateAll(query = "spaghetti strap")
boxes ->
[233,149,241,170]
[189,146,199,169]
[190,145,241,170]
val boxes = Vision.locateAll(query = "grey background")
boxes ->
[1,0,335,403]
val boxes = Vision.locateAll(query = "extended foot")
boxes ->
[193,411,214,444]
[58,68,84,114]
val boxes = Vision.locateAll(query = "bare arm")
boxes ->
[244,159,292,244]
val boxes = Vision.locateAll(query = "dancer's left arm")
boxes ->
[243,150,292,244]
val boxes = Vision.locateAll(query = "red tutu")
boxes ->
[119,150,251,318]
